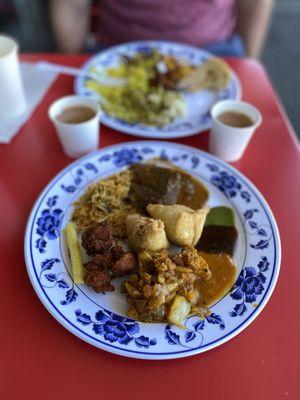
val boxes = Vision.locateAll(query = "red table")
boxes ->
[1,54,299,400]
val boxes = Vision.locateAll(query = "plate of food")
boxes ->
[24,142,280,360]
[74,41,241,138]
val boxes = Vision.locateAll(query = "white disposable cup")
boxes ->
[0,34,26,119]
[49,95,101,158]
[209,100,262,162]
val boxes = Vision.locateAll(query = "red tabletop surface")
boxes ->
[1,54,299,400]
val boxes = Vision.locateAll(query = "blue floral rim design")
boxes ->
[24,141,280,359]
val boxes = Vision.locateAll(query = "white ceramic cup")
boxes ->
[0,34,26,119]
[49,95,101,158]
[209,100,262,162]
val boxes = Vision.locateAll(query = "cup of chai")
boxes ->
[49,95,101,158]
[0,34,26,120]
[209,100,262,162]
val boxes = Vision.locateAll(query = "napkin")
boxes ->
[0,62,58,144]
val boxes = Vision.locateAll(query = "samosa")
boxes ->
[147,204,210,247]
[126,213,169,252]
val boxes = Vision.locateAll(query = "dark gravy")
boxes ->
[197,225,238,256]
[130,161,209,211]
[177,171,209,209]
[218,111,253,128]
[57,106,96,124]
[146,159,209,209]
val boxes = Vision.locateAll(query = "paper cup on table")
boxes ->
[49,95,101,158]
[0,35,26,119]
[209,100,262,162]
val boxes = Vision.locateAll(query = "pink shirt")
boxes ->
[97,0,237,46]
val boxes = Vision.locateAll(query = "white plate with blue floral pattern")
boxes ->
[74,41,241,139]
[24,142,280,360]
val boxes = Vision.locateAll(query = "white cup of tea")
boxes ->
[209,100,262,162]
[0,34,26,120]
[49,95,101,158]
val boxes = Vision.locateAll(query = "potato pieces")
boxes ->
[126,213,169,252]
[147,204,210,247]
[65,222,84,284]
[168,295,191,328]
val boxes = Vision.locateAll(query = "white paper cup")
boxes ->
[0,34,26,119]
[209,100,262,162]
[49,95,101,158]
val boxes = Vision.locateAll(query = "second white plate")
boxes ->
[74,41,241,139]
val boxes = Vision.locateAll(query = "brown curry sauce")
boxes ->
[196,252,237,307]
[130,162,209,211]
[176,170,209,209]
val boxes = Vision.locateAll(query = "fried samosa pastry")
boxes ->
[177,58,231,92]
[147,204,210,247]
[126,213,169,252]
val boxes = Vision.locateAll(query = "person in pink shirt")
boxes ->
[50,0,274,58]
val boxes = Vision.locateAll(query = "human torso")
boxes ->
[96,0,237,46]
